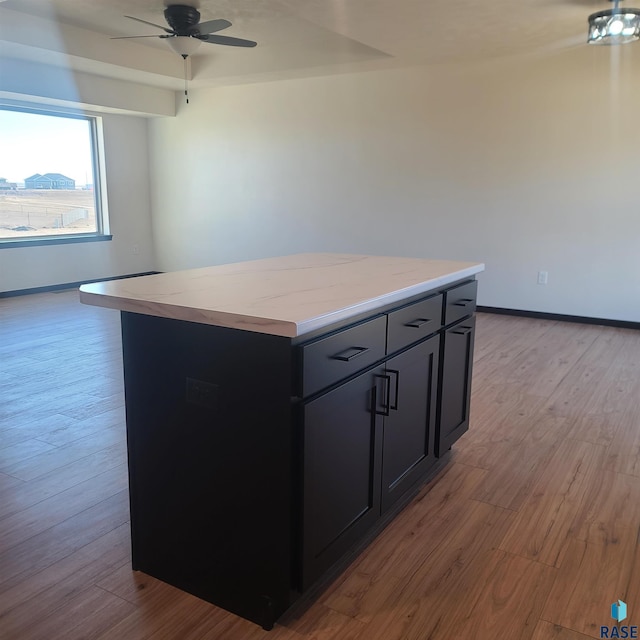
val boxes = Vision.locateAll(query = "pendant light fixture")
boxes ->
[166,35,202,57]
[588,0,640,44]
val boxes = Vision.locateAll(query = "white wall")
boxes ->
[148,49,640,322]
[0,112,155,292]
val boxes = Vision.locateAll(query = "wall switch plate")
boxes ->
[186,377,218,409]
[537,271,549,285]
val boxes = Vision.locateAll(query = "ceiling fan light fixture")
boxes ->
[588,5,640,44]
[166,35,202,56]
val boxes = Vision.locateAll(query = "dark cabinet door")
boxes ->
[301,366,385,589]
[437,315,476,456]
[381,335,439,513]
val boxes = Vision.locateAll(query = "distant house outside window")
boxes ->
[0,106,110,246]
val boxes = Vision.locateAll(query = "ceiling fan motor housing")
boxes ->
[164,5,201,35]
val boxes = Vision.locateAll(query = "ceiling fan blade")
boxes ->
[125,15,174,34]
[200,34,257,47]
[110,34,163,39]
[195,19,232,35]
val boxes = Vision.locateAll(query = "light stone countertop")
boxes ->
[79,253,484,337]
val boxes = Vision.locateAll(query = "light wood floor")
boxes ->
[1,291,639,640]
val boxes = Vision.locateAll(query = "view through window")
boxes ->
[0,107,105,243]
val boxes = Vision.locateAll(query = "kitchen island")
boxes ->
[80,253,484,630]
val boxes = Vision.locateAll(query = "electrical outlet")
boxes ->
[186,378,218,409]
[537,271,549,285]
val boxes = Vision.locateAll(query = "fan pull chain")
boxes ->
[183,55,190,104]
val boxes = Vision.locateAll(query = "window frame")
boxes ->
[0,105,111,249]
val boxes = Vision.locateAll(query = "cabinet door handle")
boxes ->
[386,368,400,410]
[331,346,370,362]
[373,374,391,416]
[404,318,432,329]
[452,326,473,335]
[453,299,474,307]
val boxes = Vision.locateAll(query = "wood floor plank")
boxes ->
[472,313,540,361]
[602,383,640,478]
[0,470,24,492]
[1,426,125,482]
[469,380,548,427]
[335,543,542,640]
[0,490,129,590]
[471,316,558,384]
[541,536,638,638]
[325,500,514,627]
[570,468,640,545]
[498,438,607,567]
[41,587,135,640]
[5,585,135,640]
[0,413,80,445]
[471,413,566,510]
[57,391,125,421]
[145,610,247,640]
[0,523,130,640]
[96,564,259,640]
[276,603,368,640]
[503,323,599,397]
[563,413,621,448]
[0,438,58,471]
[531,621,596,640]
[93,583,216,640]
[33,406,125,448]
[455,386,552,471]
[617,536,640,640]
[0,354,48,376]
[1,387,97,422]
[0,463,128,552]
[434,550,556,640]
[542,328,629,420]
[0,443,127,520]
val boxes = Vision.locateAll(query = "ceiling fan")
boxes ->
[112,3,257,57]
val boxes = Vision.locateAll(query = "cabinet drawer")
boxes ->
[300,315,386,398]
[444,280,477,326]
[387,294,443,354]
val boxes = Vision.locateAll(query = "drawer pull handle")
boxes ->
[452,326,473,335]
[453,298,474,307]
[386,368,400,410]
[331,346,370,362]
[404,318,432,329]
[373,374,391,416]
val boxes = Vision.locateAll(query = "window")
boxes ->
[0,106,109,246]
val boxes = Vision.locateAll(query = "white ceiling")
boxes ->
[0,0,629,90]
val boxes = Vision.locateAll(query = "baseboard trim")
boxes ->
[0,272,161,298]
[477,306,640,331]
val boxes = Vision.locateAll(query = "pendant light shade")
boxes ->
[588,0,640,44]
[166,35,202,57]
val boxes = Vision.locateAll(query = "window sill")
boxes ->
[0,234,113,249]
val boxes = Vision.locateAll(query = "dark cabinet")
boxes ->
[301,333,442,586]
[301,366,385,589]
[118,276,479,630]
[436,315,476,456]
[381,335,439,513]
